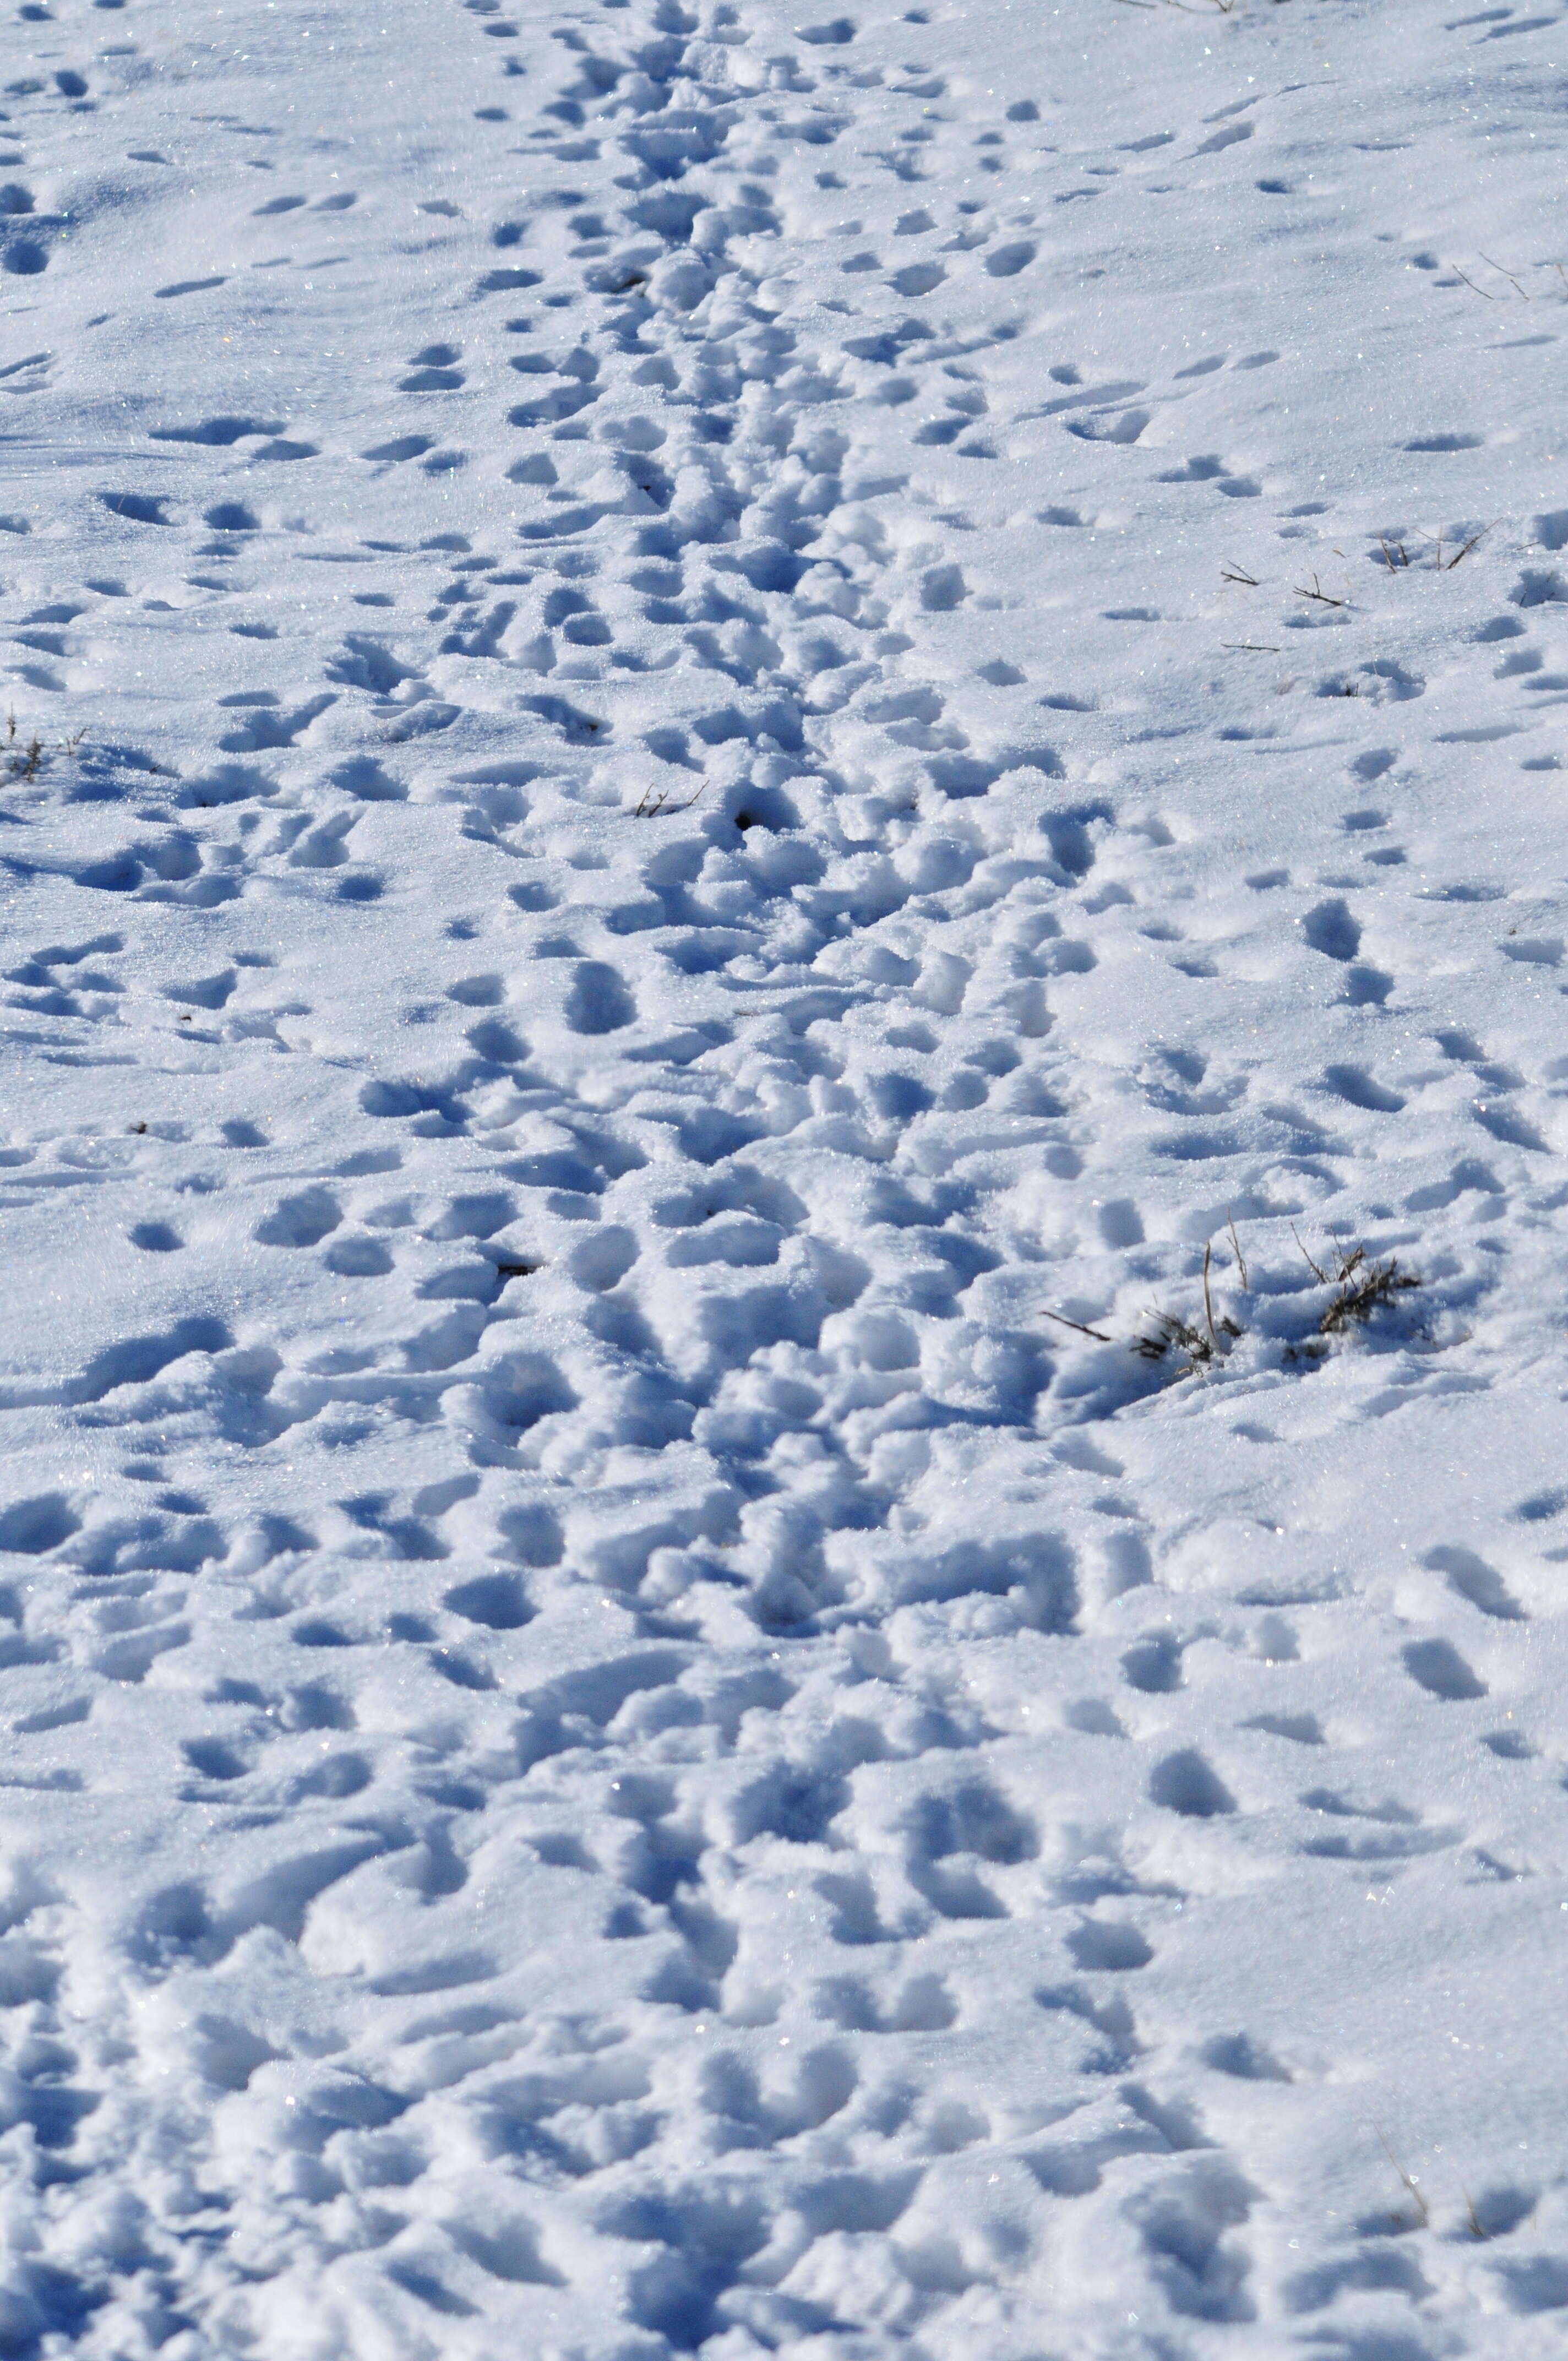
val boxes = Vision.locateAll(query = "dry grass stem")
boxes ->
[1294,573,1347,608]
[1318,1247,1420,1334]
[1376,2128,1430,2231]
[1042,1308,1113,1343]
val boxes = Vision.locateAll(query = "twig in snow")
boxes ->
[1478,252,1528,299]
[1042,1308,1113,1343]
[1376,2128,1430,2231]
[1134,1305,1238,1373]
[1294,573,1347,608]
[1318,1246,1420,1334]
[633,781,705,817]
[1291,1223,1329,1284]
[1442,520,1493,569]
[2,711,84,782]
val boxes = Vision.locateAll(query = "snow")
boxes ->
[2,0,1568,2348]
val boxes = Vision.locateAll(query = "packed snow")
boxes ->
[3,0,1568,2350]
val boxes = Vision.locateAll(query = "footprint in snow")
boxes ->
[399,343,465,392]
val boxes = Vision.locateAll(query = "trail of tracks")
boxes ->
[1,0,1567,2351]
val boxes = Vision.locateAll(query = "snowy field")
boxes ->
[4,0,1568,2349]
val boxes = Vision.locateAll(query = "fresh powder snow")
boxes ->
[1,0,1567,2351]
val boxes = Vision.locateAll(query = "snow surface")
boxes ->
[3,0,1568,2349]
